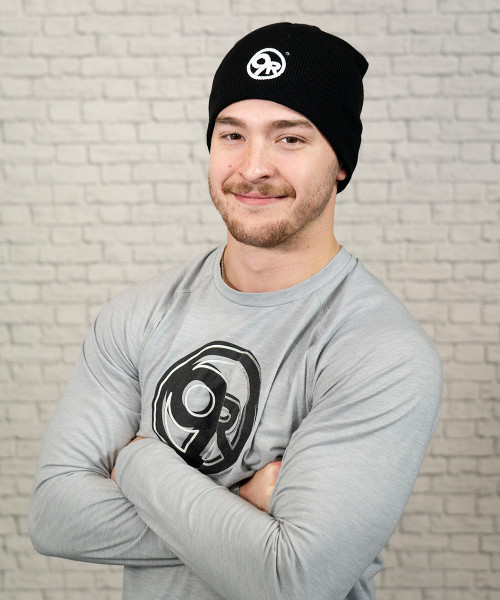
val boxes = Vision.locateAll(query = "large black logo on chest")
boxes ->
[152,341,261,474]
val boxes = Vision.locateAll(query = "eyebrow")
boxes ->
[215,115,315,131]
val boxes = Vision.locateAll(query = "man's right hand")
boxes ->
[239,460,282,513]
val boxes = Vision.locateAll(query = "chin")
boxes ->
[226,219,301,249]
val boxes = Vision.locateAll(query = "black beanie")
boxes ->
[207,22,368,194]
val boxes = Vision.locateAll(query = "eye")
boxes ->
[280,136,302,145]
[223,133,242,141]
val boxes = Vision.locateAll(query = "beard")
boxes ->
[208,163,339,249]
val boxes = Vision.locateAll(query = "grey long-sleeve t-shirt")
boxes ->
[29,245,442,600]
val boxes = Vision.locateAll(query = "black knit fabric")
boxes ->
[207,22,369,193]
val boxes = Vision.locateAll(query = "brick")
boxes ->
[432,436,494,455]
[94,0,125,12]
[36,165,99,184]
[40,244,102,264]
[0,58,47,77]
[133,163,203,182]
[0,17,42,34]
[130,36,204,56]
[455,98,488,120]
[443,35,499,54]
[139,122,202,143]
[0,144,54,163]
[0,101,46,121]
[441,164,500,183]
[89,144,157,163]
[83,101,151,122]
[152,101,185,121]
[483,305,500,324]
[127,0,196,13]
[81,57,120,76]
[4,570,64,590]
[390,14,453,33]
[440,0,499,11]
[77,15,149,34]
[156,183,189,204]
[445,494,476,515]
[48,100,80,122]
[56,144,87,164]
[432,514,494,534]
[432,551,490,570]
[102,164,132,183]
[34,76,101,99]
[25,0,93,14]
[49,57,80,75]
[454,344,485,362]
[104,79,136,99]
[32,35,95,56]
[137,77,206,99]
[86,183,153,204]
[482,536,500,552]
[102,123,137,142]
[53,184,85,204]
[443,75,498,97]
[393,55,458,75]
[395,142,458,162]
[43,16,75,36]
[434,204,496,223]
[384,568,443,588]
[444,420,476,438]
[3,122,35,143]
[0,0,22,13]
[0,71,31,93]
[450,534,480,552]
[478,496,500,515]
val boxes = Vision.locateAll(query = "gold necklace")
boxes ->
[220,253,225,282]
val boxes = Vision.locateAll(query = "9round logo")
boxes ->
[152,342,261,474]
[247,47,287,80]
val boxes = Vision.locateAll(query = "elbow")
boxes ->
[29,492,69,558]
[28,498,56,557]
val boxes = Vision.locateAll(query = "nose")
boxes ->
[237,140,276,182]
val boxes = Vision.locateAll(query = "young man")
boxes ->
[30,23,442,600]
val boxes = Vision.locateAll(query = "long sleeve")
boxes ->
[29,295,181,566]
[114,323,442,599]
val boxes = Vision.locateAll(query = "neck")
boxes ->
[221,234,341,293]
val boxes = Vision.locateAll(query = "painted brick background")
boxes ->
[0,0,499,598]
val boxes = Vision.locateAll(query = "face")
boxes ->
[208,99,346,249]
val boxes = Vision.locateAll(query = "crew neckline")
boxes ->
[212,245,354,307]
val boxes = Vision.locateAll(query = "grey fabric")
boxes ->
[30,245,442,600]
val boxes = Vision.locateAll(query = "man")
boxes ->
[30,23,442,600]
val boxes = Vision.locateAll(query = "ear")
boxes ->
[337,165,347,182]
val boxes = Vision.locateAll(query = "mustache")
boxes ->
[222,181,296,198]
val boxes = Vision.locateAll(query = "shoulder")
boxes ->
[313,258,442,411]
[90,247,219,359]
[319,259,438,359]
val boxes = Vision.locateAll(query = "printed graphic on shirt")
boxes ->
[152,341,261,474]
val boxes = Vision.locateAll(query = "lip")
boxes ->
[233,193,286,206]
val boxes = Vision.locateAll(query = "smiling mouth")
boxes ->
[232,193,287,206]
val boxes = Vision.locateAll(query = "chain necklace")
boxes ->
[220,253,225,282]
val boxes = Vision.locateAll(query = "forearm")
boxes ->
[30,466,180,567]
[115,439,370,600]
[29,354,181,567]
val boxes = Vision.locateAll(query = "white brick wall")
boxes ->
[0,1,498,598]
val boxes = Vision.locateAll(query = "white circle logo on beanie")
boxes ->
[247,48,286,80]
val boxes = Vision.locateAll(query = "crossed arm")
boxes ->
[111,439,281,514]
